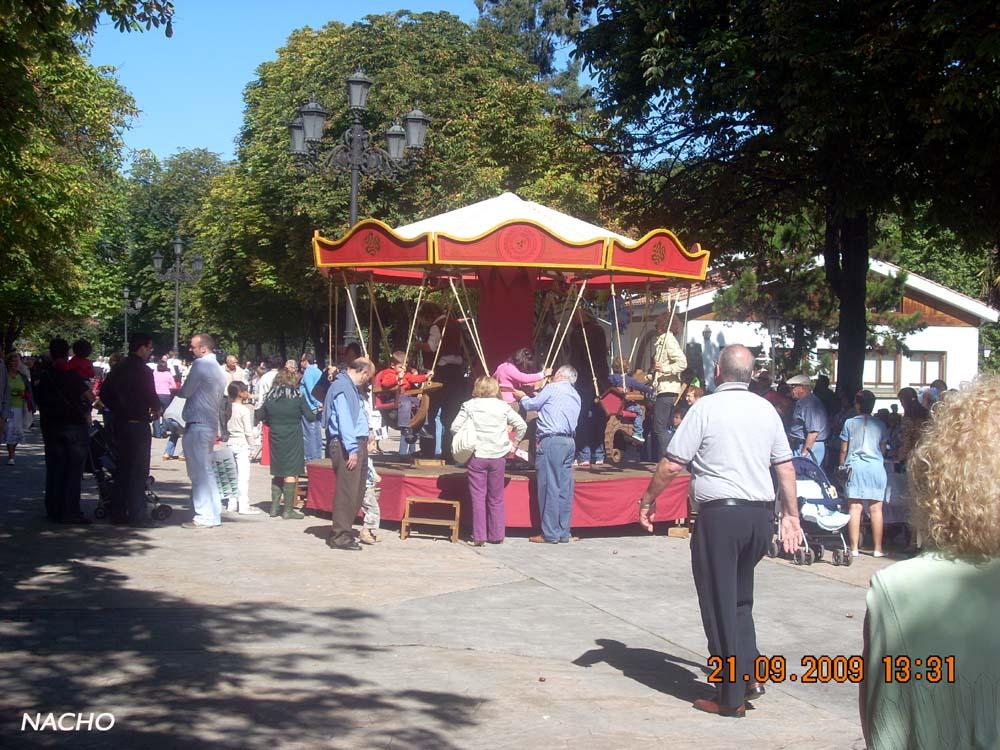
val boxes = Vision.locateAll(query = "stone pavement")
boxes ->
[0,428,894,749]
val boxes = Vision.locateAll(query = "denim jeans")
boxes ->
[183,424,221,526]
[302,415,323,462]
[574,382,606,464]
[626,403,645,439]
[536,435,575,541]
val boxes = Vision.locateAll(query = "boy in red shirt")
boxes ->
[374,351,432,442]
[55,339,96,380]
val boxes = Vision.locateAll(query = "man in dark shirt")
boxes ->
[34,338,92,523]
[100,333,159,525]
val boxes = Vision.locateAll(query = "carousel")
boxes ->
[304,192,710,531]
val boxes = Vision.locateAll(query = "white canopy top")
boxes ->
[393,191,634,245]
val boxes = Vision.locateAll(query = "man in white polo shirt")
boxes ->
[639,344,802,717]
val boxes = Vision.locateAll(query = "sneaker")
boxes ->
[238,507,264,515]
[628,434,645,444]
[359,528,378,545]
[6,458,13,465]
[594,459,605,466]
[575,461,591,469]
[873,550,886,558]
[850,549,860,557]
[181,521,216,530]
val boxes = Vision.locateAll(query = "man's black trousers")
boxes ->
[111,421,152,523]
[690,503,771,709]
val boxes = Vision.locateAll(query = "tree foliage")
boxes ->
[0,0,174,353]
[193,11,628,359]
[571,0,1000,395]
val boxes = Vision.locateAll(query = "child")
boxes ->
[359,389,382,544]
[662,405,687,451]
[57,339,97,424]
[60,339,96,381]
[224,381,261,514]
[608,358,654,444]
[375,351,431,446]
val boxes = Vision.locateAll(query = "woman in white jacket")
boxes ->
[452,376,527,546]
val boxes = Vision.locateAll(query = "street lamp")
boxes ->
[766,315,782,380]
[287,71,430,344]
[152,234,203,353]
[122,288,143,349]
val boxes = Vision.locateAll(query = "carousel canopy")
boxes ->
[312,192,710,286]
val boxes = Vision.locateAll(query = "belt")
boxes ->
[699,498,772,509]
[539,432,574,440]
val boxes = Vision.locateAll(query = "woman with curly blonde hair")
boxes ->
[861,377,1000,750]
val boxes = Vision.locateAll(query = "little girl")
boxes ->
[225,381,262,514]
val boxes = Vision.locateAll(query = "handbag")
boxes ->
[162,395,187,428]
[451,409,478,467]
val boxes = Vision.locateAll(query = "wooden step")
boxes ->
[404,517,458,527]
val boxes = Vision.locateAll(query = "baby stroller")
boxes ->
[87,422,172,522]
[768,456,853,567]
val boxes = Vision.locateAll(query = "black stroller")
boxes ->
[768,456,853,567]
[87,422,172,522]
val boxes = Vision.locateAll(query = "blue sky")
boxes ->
[89,1,481,162]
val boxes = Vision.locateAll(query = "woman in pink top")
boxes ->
[152,361,177,439]
[493,348,549,406]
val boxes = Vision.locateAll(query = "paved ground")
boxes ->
[0,428,896,748]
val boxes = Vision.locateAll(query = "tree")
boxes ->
[0,0,175,353]
[120,148,227,353]
[475,0,593,116]
[193,11,630,358]
[571,0,1000,396]
[0,49,136,353]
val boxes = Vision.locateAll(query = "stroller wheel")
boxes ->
[152,505,172,521]
[792,548,805,565]
[804,547,815,566]
[812,544,824,562]
[842,550,854,567]
[767,539,779,559]
[93,505,108,520]
[832,549,844,566]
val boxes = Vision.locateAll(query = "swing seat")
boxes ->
[600,388,647,468]
[598,388,640,421]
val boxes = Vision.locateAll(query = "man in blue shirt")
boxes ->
[787,374,830,466]
[299,353,323,461]
[323,358,373,551]
[516,365,582,544]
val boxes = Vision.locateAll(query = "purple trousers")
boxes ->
[466,455,507,542]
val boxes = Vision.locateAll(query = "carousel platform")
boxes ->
[305,455,690,529]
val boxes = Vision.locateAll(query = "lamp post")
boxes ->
[766,315,782,380]
[122,288,143,349]
[152,234,203,354]
[288,70,430,345]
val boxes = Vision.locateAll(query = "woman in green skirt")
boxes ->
[256,369,317,518]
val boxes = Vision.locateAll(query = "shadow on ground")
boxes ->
[1,435,482,749]
[572,639,714,704]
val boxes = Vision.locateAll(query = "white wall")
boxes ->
[622,314,983,409]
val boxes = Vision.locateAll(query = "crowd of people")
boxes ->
[4,318,996,742]
[2,311,948,552]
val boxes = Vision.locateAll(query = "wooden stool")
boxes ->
[401,496,461,542]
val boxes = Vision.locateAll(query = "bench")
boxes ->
[401,496,461,543]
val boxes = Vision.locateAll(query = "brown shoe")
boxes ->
[692,698,745,718]
[358,528,377,545]
[528,535,558,544]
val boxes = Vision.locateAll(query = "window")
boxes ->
[863,351,899,392]
[906,352,946,386]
